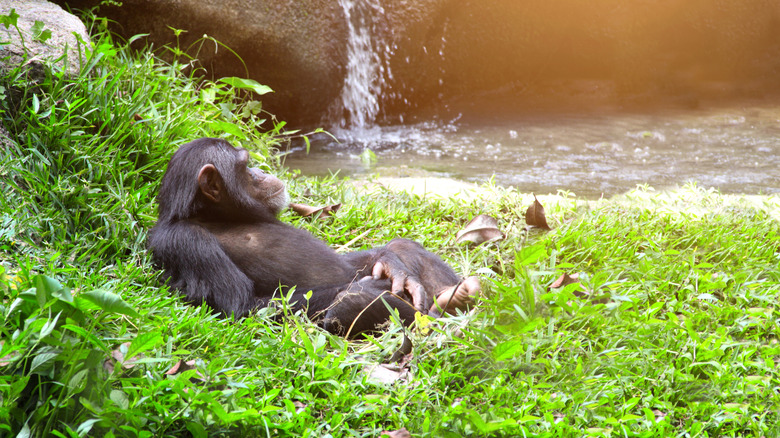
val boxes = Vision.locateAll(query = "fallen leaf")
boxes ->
[455,214,505,245]
[104,342,144,374]
[289,202,341,218]
[165,359,197,375]
[525,194,551,230]
[114,342,142,368]
[379,428,411,438]
[549,272,592,298]
[549,272,580,289]
[164,359,218,388]
[293,401,307,414]
[365,363,408,385]
[0,351,19,367]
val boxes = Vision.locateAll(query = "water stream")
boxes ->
[284,102,780,198]
[285,2,780,199]
[329,0,392,128]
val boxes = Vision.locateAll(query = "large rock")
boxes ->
[387,0,780,116]
[57,0,348,126]
[0,0,91,79]
[54,0,780,126]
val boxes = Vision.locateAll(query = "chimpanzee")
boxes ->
[148,138,479,336]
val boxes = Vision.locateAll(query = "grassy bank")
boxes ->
[2,20,780,438]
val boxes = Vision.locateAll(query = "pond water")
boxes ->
[282,101,780,198]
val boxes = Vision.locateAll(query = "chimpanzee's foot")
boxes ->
[429,276,481,318]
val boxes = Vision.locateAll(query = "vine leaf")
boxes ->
[525,194,551,230]
[289,202,341,218]
[455,214,505,245]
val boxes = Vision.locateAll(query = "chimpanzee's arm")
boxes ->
[148,221,258,317]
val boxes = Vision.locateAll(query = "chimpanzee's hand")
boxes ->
[371,260,431,314]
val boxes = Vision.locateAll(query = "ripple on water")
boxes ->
[284,104,780,198]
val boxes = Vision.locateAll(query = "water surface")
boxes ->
[283,102,780,198]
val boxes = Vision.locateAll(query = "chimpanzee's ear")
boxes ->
[197,164,225,203]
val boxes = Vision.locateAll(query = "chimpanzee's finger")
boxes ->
[406,278,429,313]
[372,261,388,279]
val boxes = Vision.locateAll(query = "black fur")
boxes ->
[148,138,459,336]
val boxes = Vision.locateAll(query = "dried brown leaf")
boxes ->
[549,272,589,297]
[455,214,505,245]
[379,428,411,438]
[164,359,215,387]
[549,273,580,289]
[365,363,408,385]
[165,359,197,375]
[0,351,19,367]
[525,194,551,230]
[289,202,341,219]
[104,342,137,374]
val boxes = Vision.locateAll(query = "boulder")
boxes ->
[57,0,348,126]
[51,0,780,126]
[0,0,91,80]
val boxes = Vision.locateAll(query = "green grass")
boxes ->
[2,15,780,438]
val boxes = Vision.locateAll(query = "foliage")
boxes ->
[1,8,780,438]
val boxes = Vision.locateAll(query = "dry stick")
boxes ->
[335,229,372,253]
[344,289,415,338]
[345,288,418,362]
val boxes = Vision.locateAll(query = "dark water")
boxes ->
[282,102,780,198]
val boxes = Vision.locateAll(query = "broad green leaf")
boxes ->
[218,77,273,95]
[68,369,88,395]
[76,289,140,318]
[76,419,101,437]
[31,21,52,43]
[186,422,207,438]
[63,323,109,352]
[210,120,246,139]
[34,275,64,308]
[30,351,59,373]
[31,94,40,114]
[359,148,377,167]
[492,339,524,361]
[0,9,19,28]
[110,389,129,410]
[5,297,25,317]
[200,87,217,104]
[515,244,547,268]
[125,331,162,360]
[16,423,30,438]
[39,311,62,339]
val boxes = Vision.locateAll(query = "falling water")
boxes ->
[332,0,393,128]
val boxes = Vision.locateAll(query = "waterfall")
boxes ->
[333,0,393,129]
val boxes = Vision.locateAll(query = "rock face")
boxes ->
[386,0,780,116]
[54,0,780,126]
[57,0,348,126]
[0,0,91,79]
